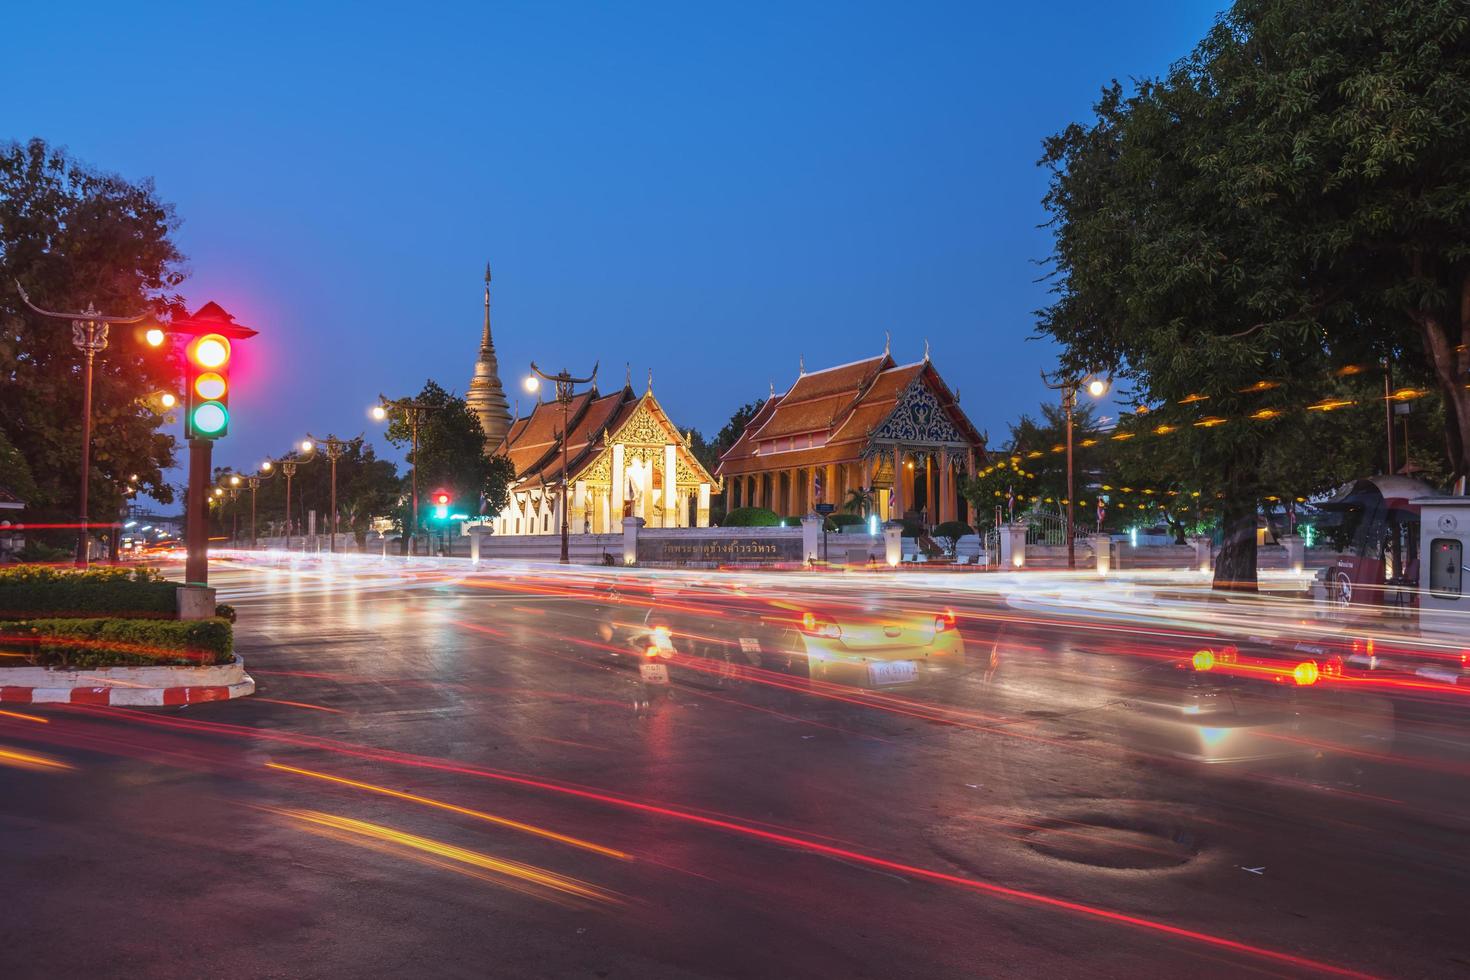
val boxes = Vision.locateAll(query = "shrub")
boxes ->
[900,520,927,539]
[722,507,782,527]
[215,603,237,624]
[830,513,865,528]
[0,617,233,668]
[0,565,177,618]
[934,521,974,542]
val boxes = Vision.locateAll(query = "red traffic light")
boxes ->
[432,492,451,506]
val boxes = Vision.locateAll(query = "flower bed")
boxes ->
[0,566,179,619]
[0,617,233,668]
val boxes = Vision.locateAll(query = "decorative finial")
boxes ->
[799,354,805,375]
[884,331,891,356]
[923,338,930,362]
[647,367,653,393]
[484,262,492,285]
[625,362,631,388]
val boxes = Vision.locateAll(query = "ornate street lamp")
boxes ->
[303,433,357,553]
[245,460,277,549]
[528,361,598,563]
[1043,369,1109,570]
[372,396,431,555]
[14,282,164,566]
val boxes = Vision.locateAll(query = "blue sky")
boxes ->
[3,0,1221,483]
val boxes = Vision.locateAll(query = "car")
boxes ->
[594,581,965,688]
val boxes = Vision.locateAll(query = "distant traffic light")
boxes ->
[185,333,231,439]
[432,490,450,520]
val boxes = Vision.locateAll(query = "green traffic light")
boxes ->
[192,401,229,436]
[434,504,448,520]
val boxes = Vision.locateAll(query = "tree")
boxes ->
[0,426,37,504]
[0,139,185,545]
[1203,0,1470,483]
[842,486,874,517]
[383,380,515,527]
[711,399,766,461]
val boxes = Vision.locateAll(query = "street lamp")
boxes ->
[303,433,357,553]
[277,454,310,552]
[528,361,598,564]
[372,395,432,556]
[1043,369,1109,569]
[244,460,277,549]
[14,282,166,566]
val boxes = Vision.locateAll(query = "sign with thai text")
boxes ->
[637,535,802,564]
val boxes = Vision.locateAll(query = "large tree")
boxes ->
[1202,0,1470,483]
[0,139,185,542]
[383,380,515,531]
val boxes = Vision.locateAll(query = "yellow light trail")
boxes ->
[266,762,629,860]
[0,709,48,724]
[269,808,621,906]
[0,745,72,771]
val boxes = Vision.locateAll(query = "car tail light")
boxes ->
[1293,660,1319,686]
[800,611,841,639]
[935,609,957,633]
[651,625,674,650]
[1192,649,1214,672]
[644,645,662,659]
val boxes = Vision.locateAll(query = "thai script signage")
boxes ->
[638,535,802,564]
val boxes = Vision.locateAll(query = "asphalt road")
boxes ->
[3,558,1469,979]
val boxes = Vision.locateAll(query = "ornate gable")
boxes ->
[871,378,965,444]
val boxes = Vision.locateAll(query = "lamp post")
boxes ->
[372,396,429,555]
[528,361,598,564]
[1043,371,1109,569]
[279,458,304,551]
[247,460,276,549]
[14,282,163,567]
[303,434,356,553]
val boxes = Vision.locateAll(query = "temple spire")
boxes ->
[466,262,512,447]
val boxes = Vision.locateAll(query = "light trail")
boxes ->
[266,762,629,859]
[0,709,48,724]
[0,745,73,771]
[254,698,345,714]
[267,807,622,907]
[82,707,1369,975]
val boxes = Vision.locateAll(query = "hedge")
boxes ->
[0,617,233,669]
[0,565,178,619]
[722,507,782,527]
[830,513,865,528]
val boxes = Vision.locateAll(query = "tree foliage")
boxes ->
[383,380,514,526]
[0,139,185,539]
[1037,0,1469,590]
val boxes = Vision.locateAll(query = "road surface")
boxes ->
[2,557,1468,978]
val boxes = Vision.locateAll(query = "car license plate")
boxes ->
[738,638,762,654]
[868,660,918,685]
[640,663,670,685]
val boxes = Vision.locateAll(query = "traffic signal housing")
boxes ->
[186,333,231,439]
[432,491,451,520]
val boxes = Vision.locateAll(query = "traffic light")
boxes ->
[185,333,231,439]
[432,491,450,520]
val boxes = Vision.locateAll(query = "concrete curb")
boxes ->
[0,655,255,706]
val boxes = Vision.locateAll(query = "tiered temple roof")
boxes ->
[716,352,984,478]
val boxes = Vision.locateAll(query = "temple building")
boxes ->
[716,345,986,525]
[490,373,720,535]
[466,264,513,447]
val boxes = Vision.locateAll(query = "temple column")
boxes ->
[786,469,798,517]
[892,449,906,518]
[642,460,654,522]
[597,489,609,533]
[611,443,625,523]
[805,468,816,514]
[634,459,648,521]
[698,483,711,527]
[574,480,587,534]
[664,443,678,528]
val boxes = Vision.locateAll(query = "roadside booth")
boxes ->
[1413,496,1470,637]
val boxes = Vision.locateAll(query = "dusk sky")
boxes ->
[5,1,1221,488]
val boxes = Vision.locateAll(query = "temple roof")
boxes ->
[715,353,984,478]
[495,384,716,489]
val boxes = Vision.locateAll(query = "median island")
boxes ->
[0,566,252,706]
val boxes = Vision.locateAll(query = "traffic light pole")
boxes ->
[185,438,212,584]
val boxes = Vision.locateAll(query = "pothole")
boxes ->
[1023,817,1199,869]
